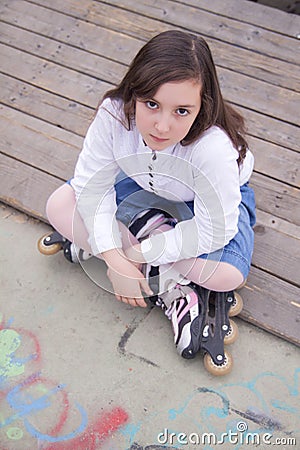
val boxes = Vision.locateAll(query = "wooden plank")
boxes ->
[248,137,300,188]
[2,106,299,221]
[239,107,300,154]
[239,267,300,346]
[2,80,299,223]
[1,80,300,211]
[2,41,298,131]
[0,105,81,179]
[16,0,300,91]
[1,3,299,132]
[2,104,299,229]
[2,76,299,158]
[2,15,300,143]
[2,18,299,152]
[0,74,93,137]
[256,209,299,239]
[0,21,127,86]
[251,174,300,226]
[213,43,299,92]
[216,66,299,126]
[0,154,62,221]
[0,0,141,66]
[175,0,300,37]
[98,0,300,64]
[0,44,110,108]
[252,223,300,285]
[1,102,299,210]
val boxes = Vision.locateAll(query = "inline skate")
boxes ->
[146,265,243,376]
[37,230,91,263]
[129,208,244,375]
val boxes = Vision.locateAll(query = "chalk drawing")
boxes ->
[6,426,23,440]
[121,369,299,449]
[0,329,25,381]
[0,314,128,448]
[1,311,298,449]
[45,407,129,450]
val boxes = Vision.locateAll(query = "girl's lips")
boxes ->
[150,134,169,143]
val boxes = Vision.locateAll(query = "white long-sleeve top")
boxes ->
[71,98,254,265]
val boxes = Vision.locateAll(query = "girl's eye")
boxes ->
[146,101,158,110]
[176,108,189,116]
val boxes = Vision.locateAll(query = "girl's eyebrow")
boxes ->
[150,97,197,109]
[177,104,197,108]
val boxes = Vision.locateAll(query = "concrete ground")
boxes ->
[0,203,299,450]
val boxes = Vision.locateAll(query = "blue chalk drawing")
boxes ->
[123,369,300,449]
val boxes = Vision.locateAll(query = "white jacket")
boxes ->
[71,98,254,265]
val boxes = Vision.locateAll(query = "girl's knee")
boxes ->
[216,264,244,291]
[46,188,63,224]
[46,189,59,224]
[46,184,75,226]
[203,262,244,292]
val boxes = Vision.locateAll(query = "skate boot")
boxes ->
[144,264,203,359]
[128,208,244,374]
[193,286,243,376]
[129,209,204,359]
[145,265,243,373]
[159,283,205,359]
[37,230,92,263]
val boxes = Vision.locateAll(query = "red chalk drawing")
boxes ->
[45,407,129,450]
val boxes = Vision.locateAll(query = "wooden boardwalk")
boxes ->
[1,0,299,345]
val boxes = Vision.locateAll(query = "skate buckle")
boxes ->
[203,324,209,338]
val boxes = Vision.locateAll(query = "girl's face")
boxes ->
[135,79,201,151]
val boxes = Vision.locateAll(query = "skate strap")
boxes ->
[129,208,174,240]
[161,284,196,308]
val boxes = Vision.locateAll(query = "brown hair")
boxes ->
[102,30,247,164]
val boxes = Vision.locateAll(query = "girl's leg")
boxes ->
[46,186,244,291]
[46,183,92,252]
[172,258,244,292]
[146,224,244,292]
[46,183,140,254]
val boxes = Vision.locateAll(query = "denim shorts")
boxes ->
[114,172,256,279]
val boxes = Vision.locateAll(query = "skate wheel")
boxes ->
[229,292,243,317]
[224,319,239,345]
[204,350,233,376]
[37,233,62,255]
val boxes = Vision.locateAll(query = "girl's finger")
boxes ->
[136,297,148,308]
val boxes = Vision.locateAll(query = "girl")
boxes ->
[45,30,255,361]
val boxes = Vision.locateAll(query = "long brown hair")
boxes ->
[102,30,247,164]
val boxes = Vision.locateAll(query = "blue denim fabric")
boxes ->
[114,172,256,279]
[198,183,256,279]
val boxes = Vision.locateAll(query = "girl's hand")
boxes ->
[102,249,152,308]
[124,243,145,270]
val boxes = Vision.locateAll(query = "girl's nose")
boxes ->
[155,113,170,133]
